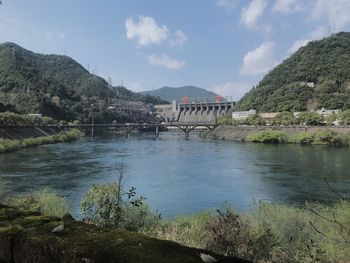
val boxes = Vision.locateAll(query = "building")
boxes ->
[232,109,256,120]
[315,108,341,118]
[258,112,279,124]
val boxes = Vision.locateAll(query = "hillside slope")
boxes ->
[0,42,162,121]
[140,86,219,102]
[235,32,350,112]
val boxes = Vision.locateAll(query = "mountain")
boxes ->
[140,86,219,102]
[0,42,163,122]
[235,32,350,112]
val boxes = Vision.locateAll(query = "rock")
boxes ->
[52,224,64,233]
[200,253,218,263]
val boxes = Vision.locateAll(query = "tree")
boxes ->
[217,115,232,125]
[296,112,324,126]
[272,112,296,126]
[338,110,350,125]
[245,114,266,126]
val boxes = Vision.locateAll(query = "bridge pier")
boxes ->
[155,125,159,138]
[91,124,95,138]
[185,129,190,139]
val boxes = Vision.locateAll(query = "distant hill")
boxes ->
[0,42,163,122]
[140,86,219,102]
[235,32,350,112]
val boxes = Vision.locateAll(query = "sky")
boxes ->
[1,0,350,101]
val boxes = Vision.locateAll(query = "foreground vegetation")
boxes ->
[0,128,84,153]
[246,129,350,146]
[1,178,349,263]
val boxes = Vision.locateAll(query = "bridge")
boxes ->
[66,122,217,138]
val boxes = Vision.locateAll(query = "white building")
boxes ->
[232,109,256,120]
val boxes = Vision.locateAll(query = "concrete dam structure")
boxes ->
[154,97,234,124]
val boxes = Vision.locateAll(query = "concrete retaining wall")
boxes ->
[0,127,61,140]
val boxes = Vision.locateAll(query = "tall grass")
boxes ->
[145,202,350,263]
[0,129,84,154]
[6,187,70,218]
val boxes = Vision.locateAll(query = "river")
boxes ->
[0,132,349,218]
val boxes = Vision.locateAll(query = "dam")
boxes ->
[153,96,234,123]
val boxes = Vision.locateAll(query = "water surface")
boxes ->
[1,133,349,218]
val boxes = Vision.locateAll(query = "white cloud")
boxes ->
[125,16,169,46]
[212,81,252,101]
[169,30,188,47]
[45,31,65,42]
[313,0,350,31]
[273,0,302,13]
[288,26,327,54]
[240,41,277,76]
[240,0,268,29]
[216,0,237,9]
[148,54,185,70]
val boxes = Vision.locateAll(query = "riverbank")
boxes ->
[0,204,247,263]
[0,129,84,154]
[204,126,350,145]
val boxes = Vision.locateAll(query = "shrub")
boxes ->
[314,129,340,145]
[290,132,315,144]
[80,183,158,231]
[246,130,288,143]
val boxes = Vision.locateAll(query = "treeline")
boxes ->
[246,129,350,146]
[218,110,350,126]
[0,112,57,126]
[235,32,350,112]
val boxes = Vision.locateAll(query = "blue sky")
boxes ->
[1,0,350,100]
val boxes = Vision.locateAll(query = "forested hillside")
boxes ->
[235,32,350,112]
[140,86,219,102]
[0,42,163,122]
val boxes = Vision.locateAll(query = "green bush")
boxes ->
[6,187,70,218]
[314,129,339,145]
[80,183,159,231]
[290,132,315,144]
[246,130,288,143]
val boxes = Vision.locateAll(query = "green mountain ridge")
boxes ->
[140,86,219,102]
[235,32,350,112]
[0,42,163,122]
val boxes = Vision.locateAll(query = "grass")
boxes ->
[145,201,350,263]
[0,128,84,154]
[3,182,349,262]
[6,187,70,218]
